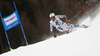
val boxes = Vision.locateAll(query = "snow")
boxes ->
[1,8,100,56]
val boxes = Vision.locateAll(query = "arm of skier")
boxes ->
[56,15,67,19]
[50,23,57,38]
[56,15,70,24]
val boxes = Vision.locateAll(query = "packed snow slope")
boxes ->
[1,9,100,56]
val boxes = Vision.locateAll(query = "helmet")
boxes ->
[49,13,55,18]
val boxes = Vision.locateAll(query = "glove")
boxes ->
[53,33,57,38]
[65,19,70,24]
[66,20,70,24]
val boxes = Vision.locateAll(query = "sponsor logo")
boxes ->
[5,16,16,23]
[58,16,60,18]
[7,21,18,29]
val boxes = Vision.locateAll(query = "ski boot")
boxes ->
[82,25,88,28]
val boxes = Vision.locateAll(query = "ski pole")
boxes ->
[69,4,91,22]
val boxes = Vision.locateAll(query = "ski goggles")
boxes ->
[50,16,55,19]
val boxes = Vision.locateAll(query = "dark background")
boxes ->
[0,0,100,54]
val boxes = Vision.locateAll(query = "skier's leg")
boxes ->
[56,26,67,32]
[62,23,73,33]
[74,24,83,28]
[66,23,75,28]
[74,24,88,28]
[66,23,87,28]
[56,23,70,32]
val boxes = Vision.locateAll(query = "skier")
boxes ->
[49,13,88,38]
